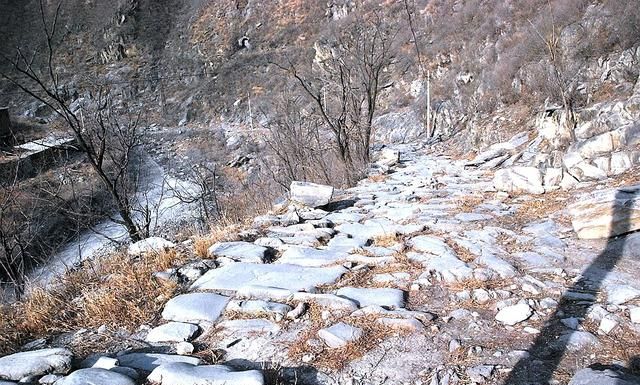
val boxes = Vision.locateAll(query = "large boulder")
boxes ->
[289,181,334,207]
[569,185,640,239]
[493,167,544,195]
[0,348,72,381]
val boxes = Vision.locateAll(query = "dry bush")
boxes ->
[1,248,185,354]
[193,236,215,258]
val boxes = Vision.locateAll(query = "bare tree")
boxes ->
[0,0,148,242]
[528,1,587,142]
[261,93,336,188]
[278,13,397,183]
[0,173,49,299]
[403,0,434,139]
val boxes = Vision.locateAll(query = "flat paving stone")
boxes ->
[146,322,199,343]
[148,363,264,385]
[117,353,201,372]
[277,246,348,267]
[207,242,267,263]
[335,287,405,309]
[217,319,281,335]
[190,263,346,293]
[54,368,135,385]
[162,293,230,326]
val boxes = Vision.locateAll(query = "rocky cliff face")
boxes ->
[1,1,640,226]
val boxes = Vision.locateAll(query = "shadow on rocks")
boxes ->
[225,358,323,385]
[503,188,639,384]
[320,199,357,212]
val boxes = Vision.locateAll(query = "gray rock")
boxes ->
[493,167,544,195]
[317,322,363,348]
[568,368,640,385]
[455,213,492,222]
[277,246,348,267]
[146,322,199,343]
[0,348,72,381]
[552,331,599,351]
[216,319,281,336]
[335,287,405,309]
[54,368,135,385]
[39,374,62,384]
[117,353,201,372]
[175,342,194,356]
[128,237,175,256]
[376,148,400,167]
[568,185,640,239]
[290,181,334,207]
[226,300,291,318]
[466,365,494,383]
[207,242,267,263]
[325,212,366,225]
[376,318,424,332]
[190,263,346,293]
[292,293,359,312]
[413,253,473,282]
[495,304,533,325]
[372,272,411,285]
[408,235,452,256]
[147,363,264,385]
[162,293,229,326]
[604,283,640,305]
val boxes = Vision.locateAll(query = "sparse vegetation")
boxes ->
[0,247,184,355]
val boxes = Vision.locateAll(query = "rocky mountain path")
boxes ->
[2,142,640,385]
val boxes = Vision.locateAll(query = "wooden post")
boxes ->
[426,70,432,138]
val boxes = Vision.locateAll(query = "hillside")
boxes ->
[0,1,640,384]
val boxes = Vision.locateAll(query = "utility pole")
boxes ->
[247,92,254,130]
[426,70,432,138]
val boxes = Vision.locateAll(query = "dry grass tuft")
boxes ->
[288,313,400,371]
[193,236,215,258]
[454,194,487,213]
[191,221,251,258]
[373,233,400,247]
[446,277,508,292]
[367,174,388,183]
[1,248,186,355]
[445,239,476,263]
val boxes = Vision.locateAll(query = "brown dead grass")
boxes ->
[191,221,250,258]
[445,239,477,263]
[455,194,486,213]
[373,233,400,247]
[288,312,402,371]
[446,277,508,292]
[0,248,185,355]
[367,174,388,183]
